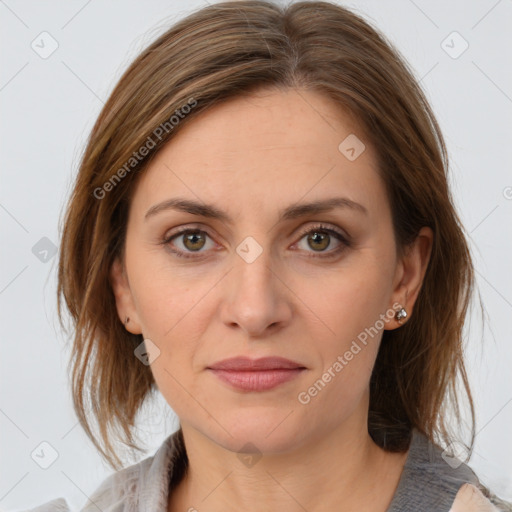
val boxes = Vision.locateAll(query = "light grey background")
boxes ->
[1,0,511,510]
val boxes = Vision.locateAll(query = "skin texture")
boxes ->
[450,484,499,512]
[110,87,433,512]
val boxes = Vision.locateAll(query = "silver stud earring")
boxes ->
[395,307,408,325]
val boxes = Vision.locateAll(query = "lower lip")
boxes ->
[208,368,305,391]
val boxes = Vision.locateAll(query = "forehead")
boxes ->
[159,87,372,160]
[130,87,385,221]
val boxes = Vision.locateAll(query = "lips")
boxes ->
[207,356,306,391]
[207,356,305,371]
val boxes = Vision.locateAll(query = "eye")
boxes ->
[161,228,216,259]
[293,223,351,259]
[160,223,351,260]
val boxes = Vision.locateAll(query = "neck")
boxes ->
[168,418,409,512]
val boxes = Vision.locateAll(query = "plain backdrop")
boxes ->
[1,0,511,510]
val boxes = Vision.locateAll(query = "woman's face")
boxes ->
[111,87,430,454]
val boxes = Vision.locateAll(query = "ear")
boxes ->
[385,226,433,330]
[109,256,143,334]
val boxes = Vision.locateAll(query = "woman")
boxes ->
[28,1,511,510]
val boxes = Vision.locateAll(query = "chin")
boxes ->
[203,410,307,455]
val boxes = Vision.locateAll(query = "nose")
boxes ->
[219,245,293,338]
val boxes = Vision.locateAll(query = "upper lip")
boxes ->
[207,356,306,371]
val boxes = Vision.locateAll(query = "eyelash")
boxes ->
[160,223,351,260]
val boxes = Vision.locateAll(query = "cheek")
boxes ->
[303,258,391,337]
[136,283,212,347]
[127,246,211,336]
[300,301,383,422]
[129,267,219,387]
[295,256,391,394]
[133,274,213,411]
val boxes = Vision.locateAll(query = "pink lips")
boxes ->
[207,356,306,392]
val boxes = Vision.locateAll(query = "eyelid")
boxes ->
[162,223,217,246]
[162,221,348,241]
[161,221,350,259]
[294,222,349,242]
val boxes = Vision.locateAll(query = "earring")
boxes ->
[124,316,130,326]
[395,307,408,325]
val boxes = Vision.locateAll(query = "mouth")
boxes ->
[206,356,307,392]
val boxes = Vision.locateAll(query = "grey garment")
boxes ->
[20,428,506,512]
[386,428,480,511]
[386,430,512,512]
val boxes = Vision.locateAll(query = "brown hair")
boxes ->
[58,0,480,474]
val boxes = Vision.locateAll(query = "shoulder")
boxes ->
[80,438,172,511]
[449,484,502,512]
[387,429,512,512]
[20,432,180,512]
[19,497,71,511]
[80,431,182,511]
[20,460,150,512]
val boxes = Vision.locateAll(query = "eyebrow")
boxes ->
[144,196,368,223]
